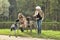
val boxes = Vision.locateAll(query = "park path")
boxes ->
[0,35,55,40]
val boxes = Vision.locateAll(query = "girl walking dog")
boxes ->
[33,6,44,34]
[10,6,44,37]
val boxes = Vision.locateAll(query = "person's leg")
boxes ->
[37,20,42,34]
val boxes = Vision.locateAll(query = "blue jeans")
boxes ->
[37,20,42,34]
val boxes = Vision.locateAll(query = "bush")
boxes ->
[0,22,60,30]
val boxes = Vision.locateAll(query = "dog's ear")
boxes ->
[16,19,19,22]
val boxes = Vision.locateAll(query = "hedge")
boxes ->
[0,22,60,30]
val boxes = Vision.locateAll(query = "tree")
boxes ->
[8,0,17,21]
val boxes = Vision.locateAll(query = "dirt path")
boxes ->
[0,35,55,40]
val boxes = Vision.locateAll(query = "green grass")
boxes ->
[0,29,60,40]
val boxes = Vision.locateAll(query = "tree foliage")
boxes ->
[0,0,60,22]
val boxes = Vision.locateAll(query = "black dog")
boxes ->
[10,19,24,32]
[10,19,19,31]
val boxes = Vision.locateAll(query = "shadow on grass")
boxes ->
[18,30,48,38]
[18,30,60,40]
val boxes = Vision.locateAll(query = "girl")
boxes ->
[18,13,27,32]
[33,6,44,34]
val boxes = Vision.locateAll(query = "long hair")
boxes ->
[34,9,44,20]
[18,13,27,28]
[39,10,44,19]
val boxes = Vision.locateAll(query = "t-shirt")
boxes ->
[36,13,42,20]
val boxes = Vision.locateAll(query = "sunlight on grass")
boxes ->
[0,29,60,40]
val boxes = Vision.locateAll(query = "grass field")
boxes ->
[0,29,60,40]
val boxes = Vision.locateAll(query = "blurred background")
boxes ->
[0,0,60,30]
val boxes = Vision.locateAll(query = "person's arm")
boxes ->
[33,11,38,17]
